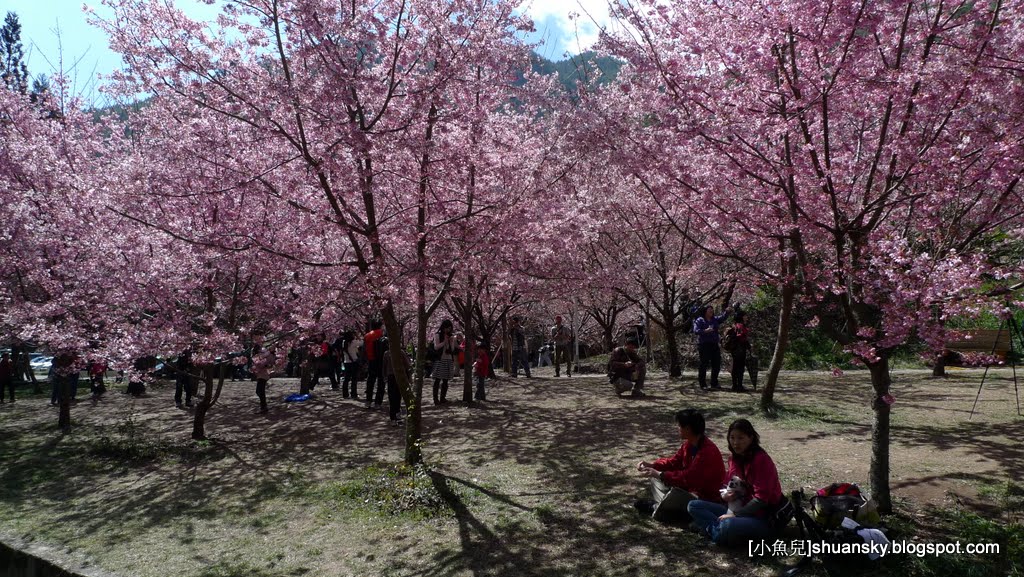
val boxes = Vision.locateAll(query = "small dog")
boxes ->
[720,476,747,513]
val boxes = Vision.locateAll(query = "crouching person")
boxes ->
[635,409,725,522]
[687,419,784,546]
[609,337,647,398]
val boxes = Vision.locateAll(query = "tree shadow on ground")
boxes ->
[403,471,777,577]
[0,371,1018,577]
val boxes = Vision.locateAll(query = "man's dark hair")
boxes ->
[674,409,705,436]
[370,319,383,330]
[625,336,639,347]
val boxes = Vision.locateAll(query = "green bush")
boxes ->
[91,412,174,462]
[317,463,452,519]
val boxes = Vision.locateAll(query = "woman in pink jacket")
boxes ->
[687,419,784,546]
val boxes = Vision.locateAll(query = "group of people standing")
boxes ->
[693,305,754,392]
[429,319,492,404]
[503,315,574,379]
[267,319,494,423]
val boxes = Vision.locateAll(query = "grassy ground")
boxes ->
[0,366,1021,577]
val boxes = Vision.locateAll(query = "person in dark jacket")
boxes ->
[0,352,14,403]
[174,351,193,408]
[473,344,490,401]
[608,337,646,397]
[693,305,732,390]
[730,311,751,392]
[509,317,531,378]
[634,409,726,522]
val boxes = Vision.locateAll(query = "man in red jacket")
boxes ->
[363,320,385,409]
[634,409,725,522]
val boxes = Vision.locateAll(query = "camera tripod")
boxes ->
[969,314,1023,420]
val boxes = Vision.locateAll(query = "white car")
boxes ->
[29,354,53,372]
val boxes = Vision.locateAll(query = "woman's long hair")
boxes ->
[727,418,762,460]
[437,319,454,337]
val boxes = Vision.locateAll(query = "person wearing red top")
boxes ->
[634,409,725,522]
[473,345,490,402]
[688,419,784,546]
[88,360,107,398]
[363,320,385,409]
[730,311,751,392]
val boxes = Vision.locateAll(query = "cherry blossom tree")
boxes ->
[0,82,123,429]
[94,0,568,462]
[602,0,1024,511]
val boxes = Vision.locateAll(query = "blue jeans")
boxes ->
[687,500,774,546]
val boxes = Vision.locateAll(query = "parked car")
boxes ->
[29,354,53,372]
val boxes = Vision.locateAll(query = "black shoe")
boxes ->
[634,499,656,515]
[732,386,747,392]
[710,384,721,390]
[630,390,646,398]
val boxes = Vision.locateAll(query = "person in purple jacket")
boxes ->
[687,419,784,546]
[693,305,732,390]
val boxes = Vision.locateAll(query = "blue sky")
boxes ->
[5,0,612,87]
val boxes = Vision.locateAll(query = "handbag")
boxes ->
[771,495,795,529]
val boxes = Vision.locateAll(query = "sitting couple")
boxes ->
[634,410,784,546]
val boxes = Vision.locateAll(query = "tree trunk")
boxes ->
[603,325,614,354]
[666,325,682,378]
[501,315,510,374]
[382,304,422,465]
[299,356,311,395]
[57,375,71,431]
[867,355,893,513]
[760,281,796,412]
[13,347,40,392]
[932,311,946,377]
[463,278,474,404]
[191,363,225,440]
[645,299,652,363]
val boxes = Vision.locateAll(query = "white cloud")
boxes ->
[523,0,613,54]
